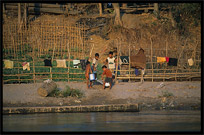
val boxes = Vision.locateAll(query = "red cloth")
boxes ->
[102,69,112,78]
[165,57,169,62]
[22,62,27,66]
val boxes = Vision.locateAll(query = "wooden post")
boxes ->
[128,43,131,83]
[150,37,153,82]
[154,3,159,18]
[99,3,102,16]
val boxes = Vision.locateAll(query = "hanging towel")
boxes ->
[188,58,194,66]
[80,60,86,70]
[157,57,166,63]
[135,68,139,76]
[4,60,14,69]
[44,59,52,67]
[23,62,30,71]
[130,48,146,69]
[56,59,67,68]
[120,56,129,64]
[168,58,178,66]
[165,57,169,63]
[73,60,80,68]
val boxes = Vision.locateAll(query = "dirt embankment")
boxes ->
[3,81,201,110]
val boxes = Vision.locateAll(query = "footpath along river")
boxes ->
[3,110,201,132]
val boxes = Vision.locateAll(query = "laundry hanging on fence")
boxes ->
[73,60,80,68]
[80,60,86,70]
[120,56,129,64]
[56,59,67,68]
[157,57,166,63]
[4,60,13,69]
[22,62,30,71]
[168,58,178,66]
[188,58,194,66]
[135,68,139,76]
[130,48,146,69]
[165,57,169,63]
[44,59,52,67]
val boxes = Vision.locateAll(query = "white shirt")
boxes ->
[107,57,115,69]
[92,58,98,69]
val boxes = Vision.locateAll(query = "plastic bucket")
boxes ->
[105,82,110,87]
[89,74,95,81]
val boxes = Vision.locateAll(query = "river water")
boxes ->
[3,110,201,132]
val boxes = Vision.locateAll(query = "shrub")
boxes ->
[158,90,174,98]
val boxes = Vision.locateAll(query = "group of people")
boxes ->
[85,51,119,90]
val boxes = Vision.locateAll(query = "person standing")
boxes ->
[105,51,116,73]
[85,61,93,89]
[101,65,113,89]
[92,53,99,80]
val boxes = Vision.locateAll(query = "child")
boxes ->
[85,61,93,88]
[101,65,113,90]
[105,51,117,73]
[92,53,99,80]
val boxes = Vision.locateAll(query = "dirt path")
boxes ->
[3,81,201,110]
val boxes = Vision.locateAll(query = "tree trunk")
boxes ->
[37,81,57,97]
[169,8,176,28]
[154,3,159,18]
[99,3,102,16]
[18,3,21,25]
[112,3,122,26]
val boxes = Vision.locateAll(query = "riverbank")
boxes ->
[3,81,201,111]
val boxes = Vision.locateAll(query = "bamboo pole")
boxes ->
[163,39,168,82]
[150,37,153,82]
[32,25,36,83]
[115,39,119,84]
[175,39,187,81]
[67,40,71,83]
[128,43,131,82]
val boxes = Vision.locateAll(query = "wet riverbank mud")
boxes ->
[3,81,200,113]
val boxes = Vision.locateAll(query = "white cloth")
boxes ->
[92,58,98,68]
[23,62,30,71]
[73,60,80,68]
[107,57,115,69]
[188,58,194,66]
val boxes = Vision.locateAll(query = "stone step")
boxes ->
[3,104,139,114]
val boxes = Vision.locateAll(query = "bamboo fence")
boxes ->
[3,21,89,83]
[2,21,201,84]
[114,39,201,82]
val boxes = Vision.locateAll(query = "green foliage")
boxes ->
[70,55,74,59]
[48,85,84,98]
[48,88,61,97]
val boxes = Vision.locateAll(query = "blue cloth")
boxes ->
[135,68,139,76]
[114,65,120,75]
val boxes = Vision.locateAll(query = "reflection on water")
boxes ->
[3,110,201,132]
